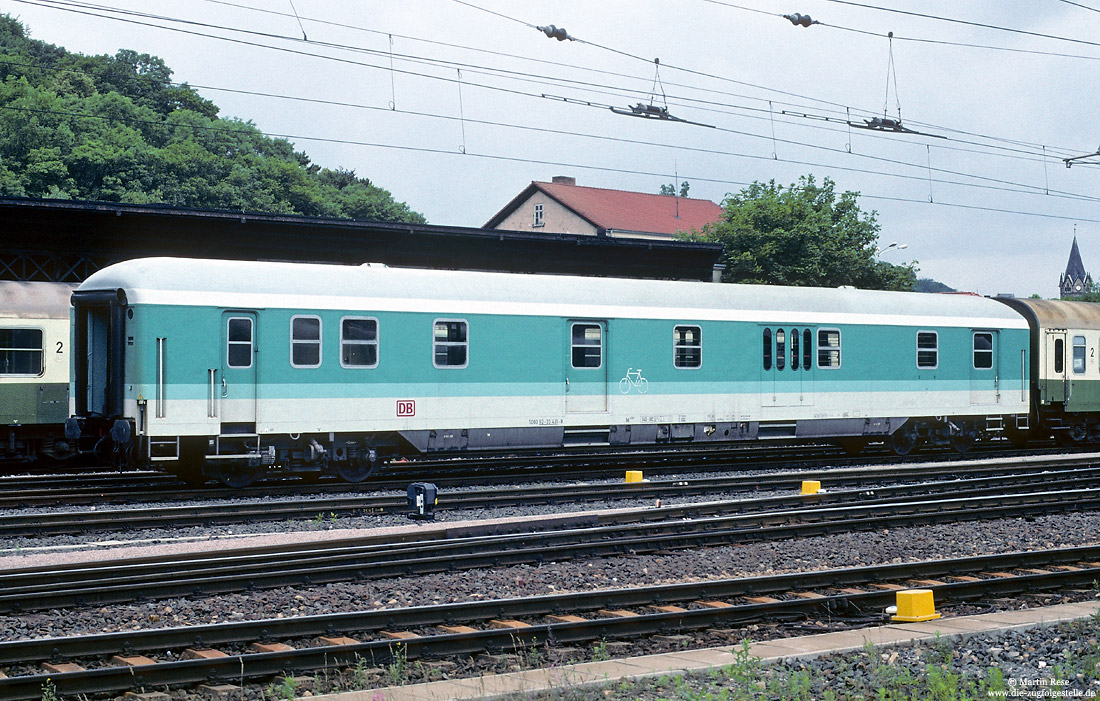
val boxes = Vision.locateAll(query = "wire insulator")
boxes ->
[784,13,818,27]
[538,24,571,41]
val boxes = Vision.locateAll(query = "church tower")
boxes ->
[1060,236,1092,298]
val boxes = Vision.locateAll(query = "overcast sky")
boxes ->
[3,0,1098,297]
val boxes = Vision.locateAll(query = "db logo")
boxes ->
[396,400,416,417]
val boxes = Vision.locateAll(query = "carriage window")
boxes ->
[674,325,701,368]
[226,317,253,368]
[1055,338,1065,374]
[973,332,993,370]
[818,329,841,368]
[776,329,786,370]
[0,328,43,375]
[803,329,812,371]
[1073,335,1086,375]
[791,328,800,370]
[571,323,602,368]
[434,320,468,368]
[290,316,321,367]
[762,328,772,371]
[341,317,378,368]
[917,331,938,369]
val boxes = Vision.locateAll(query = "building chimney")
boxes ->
[551,176,576,186]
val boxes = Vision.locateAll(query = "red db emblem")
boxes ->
[396,400,416,417]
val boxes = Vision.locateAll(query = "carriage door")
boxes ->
[565,321,608,413]
[796,327,814,406]
[1044,330,1067,403]
[760,326,799,408]
[969,330,999,405]
[220,311,257,430]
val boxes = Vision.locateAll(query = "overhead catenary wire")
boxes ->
[5,0,1100,222]
[822,0,1100,50]
[3,91,1098,209]
[3,52,1095,203]
[16,0,1092,162]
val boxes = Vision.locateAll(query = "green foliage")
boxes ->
[265,676,299,701]
[40,679,58,701]
[385,642,408,686]
[591,638,612,662]
[689,175,917,291]
[659,180,690,197]
[0,15,425,223]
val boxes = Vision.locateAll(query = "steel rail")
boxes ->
[0,546,1097,700]
[1,487,1099,613]
[5,458,1100,537]
[0,444,1079,509]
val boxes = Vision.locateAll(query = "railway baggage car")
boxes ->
[67,258,1031,486]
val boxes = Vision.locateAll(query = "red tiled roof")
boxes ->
[486,181,724,235]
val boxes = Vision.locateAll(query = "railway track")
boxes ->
[0,442,1068,507]
[3,457,1100,536]
[1,546,1096,700]
[3,483,1100,613]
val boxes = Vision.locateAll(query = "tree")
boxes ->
[0,15,426,223]
[659,181,690,197]
[689,175,916,291]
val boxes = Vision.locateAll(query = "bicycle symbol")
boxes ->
[619,368,648,394]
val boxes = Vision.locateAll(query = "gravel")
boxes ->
[3,471,1100,699]
[1,510,1099,642]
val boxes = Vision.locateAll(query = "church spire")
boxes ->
[1061,236,1092,297]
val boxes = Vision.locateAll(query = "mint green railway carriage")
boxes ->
[0,281,76,462]
[68,258,1031,487]
[996,297,1100,445]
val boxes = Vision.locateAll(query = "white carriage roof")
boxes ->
[0,281,77,320]
[78,257,1028,329]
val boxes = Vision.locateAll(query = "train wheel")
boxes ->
[888,427,922,456]
[213,460,262,489]
[1056,423,1088,447]
[950,430,976,454]
[336,458,376,483]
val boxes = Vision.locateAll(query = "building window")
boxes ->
[762,328,772,371]
[917,331,938,369]
[818,329,841,369]
[1073,335,1086,375]
[973,332,993,370]
[674,325,701,368]
[0,328,43,375]
[226,317,253,368]
[341,317,379,368]
[434,320,468,368]
[291,316,322,367]
[571,323,602,368]
[533,203,544,227]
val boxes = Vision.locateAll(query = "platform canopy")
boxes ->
[0,196,724,283]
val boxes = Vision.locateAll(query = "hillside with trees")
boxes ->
[0,15,425,222]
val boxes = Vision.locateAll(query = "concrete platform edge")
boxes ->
[303,600,1100,701]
